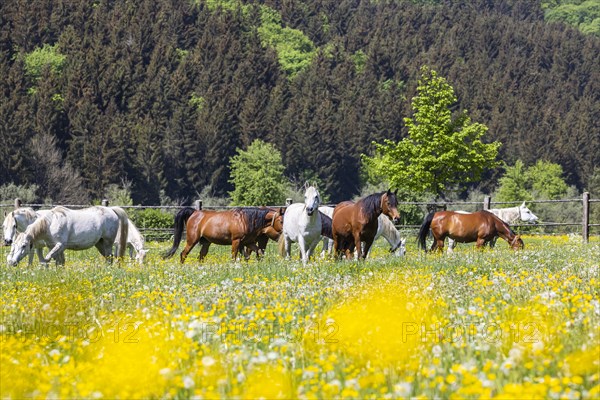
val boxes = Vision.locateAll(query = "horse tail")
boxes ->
[111,207,129,258]
[278,233,287,257]
[417,212,435,251]
[163,207,195,259]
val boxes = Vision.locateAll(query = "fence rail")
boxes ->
[1,192,597,243]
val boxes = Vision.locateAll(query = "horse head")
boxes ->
[3,211,16,245]
[136,249,148,264]
[304,186,320,216]
[7,233,33,266]
[519,202,539,224]
[390,238,406,256]
[382,189,401,224]
[510,235,524,250]
[270,208,285,233]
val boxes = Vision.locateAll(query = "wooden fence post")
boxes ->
[286,198,293,206]
[483,195,491,210]
[101,199,109,207]
[194,200,202,210]
[583,192,590,243]
[14,198,22,209]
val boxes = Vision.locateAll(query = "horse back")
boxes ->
[190,210,252,245]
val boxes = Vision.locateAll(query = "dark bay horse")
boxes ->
[332,190,401,260]
[163,207,283,263]
[417,210,524,253]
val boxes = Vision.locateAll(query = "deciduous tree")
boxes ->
[362,66,501,199]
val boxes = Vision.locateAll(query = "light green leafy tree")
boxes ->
[24,44,66,79]
[362,66,501,199]
[495,160,533,202]
[496,159,569,202]
[229,139,287,206]
[257,6,316,78]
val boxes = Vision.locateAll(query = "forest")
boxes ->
[0,0,598,204]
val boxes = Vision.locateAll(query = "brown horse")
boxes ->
[332,190,401,260]
[163,207,283,263]
[417,210,524,253]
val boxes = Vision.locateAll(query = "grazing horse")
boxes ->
[418,210,524,253]
[114,219,147,264]
[3,207,51,265]
[7,206,129,266]
[447,202,538,252]
[376,215,406,256]
[278,185,322,265]
[163,207,283,263]
[332,190,401,260]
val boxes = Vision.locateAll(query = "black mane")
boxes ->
[359,191,396,217]
[235,207,272,232]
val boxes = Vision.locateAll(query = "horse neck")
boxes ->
[381,219,401,246]
[495,218,515,241]
[359,198,382,222]
[25,215,49,240]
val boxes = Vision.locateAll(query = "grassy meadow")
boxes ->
[1,235,599,399]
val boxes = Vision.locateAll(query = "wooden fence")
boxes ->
[1,192,598,243]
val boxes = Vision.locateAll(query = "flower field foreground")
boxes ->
[1,236,599,399]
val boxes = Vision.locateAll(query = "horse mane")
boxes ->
[25,214,49,239]
[236,207,272,233]
[359,191,394,217]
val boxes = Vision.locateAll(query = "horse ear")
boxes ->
[521,201,526,207]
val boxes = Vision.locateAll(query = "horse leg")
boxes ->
[353,232,362,259]
[244,243,261,261]
[297,235,308,265]
[231,239,241,261]
[475,238,486,250]
[447,238,456,254]
[306,237,320,261]
[362,239,374,260]
[35,246,45,265]
[283,236,293,259]
[27,247,34,266]
[198,240,211,262]
[180,239,198,264]
[55,251,66,266]
[489,237,498,248]
[44,242,65,264]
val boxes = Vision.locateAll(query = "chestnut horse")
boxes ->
[417,210,524,253]
[332,190,401,260]
[163,207,283,263]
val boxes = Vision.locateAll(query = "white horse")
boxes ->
[319,206,406,257]
[114,219,147,264]
[278,185,322,265]
[447,202,538,253]
[3,208,51,265]
[7,206,129,266]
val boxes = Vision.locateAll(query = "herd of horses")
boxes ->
[2,185,537,267]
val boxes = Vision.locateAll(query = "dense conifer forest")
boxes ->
[1,0,598,203]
